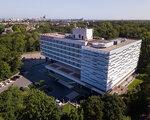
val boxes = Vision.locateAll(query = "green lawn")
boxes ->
[62,103,76,113]
[128,79,143,90]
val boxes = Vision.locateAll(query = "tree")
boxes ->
[60,113,70,120]
[138,32,150,71]
[146,64,150,76]
[102,94,126,120]
[11,33,25,53]
[0,87,24,120]
[124,85,148,120]
[0,45,10,61]
[8,51,22,73]
[0,24,4,34]
[81,96,104,120]
[12,24,26,33]
[0,61,11,80]
[94,22,119,39]
[60,109,83,120]
[69,109,81,120]
[21,89,60,120]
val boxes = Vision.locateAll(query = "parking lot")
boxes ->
[0,75,32,93]
[21,57,95,102]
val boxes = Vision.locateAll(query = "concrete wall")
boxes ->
[40,34,142,93]
[72,28,93,40]
[81,40,142,92]
[40,36,83,69]
[80,48,109,91]
[106,40,142,90]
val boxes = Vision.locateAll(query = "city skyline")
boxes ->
[0,0,150,20]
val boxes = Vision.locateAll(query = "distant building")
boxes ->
[2,27,13,34]
[40,28,142,94]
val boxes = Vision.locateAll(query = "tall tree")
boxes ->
[0,24,4,34]
[94,22,119,39]
[81,96,104,120]
[0,61,11,80]
[102,94,126,120]
[21,89,60,120]
[0,87,24,120]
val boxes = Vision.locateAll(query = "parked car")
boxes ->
[2,82,6,86]
[7,79,13,83]
[0,84,2,88]
[56,99,63,106]
[4,81,9,85]
[0,83,5,87]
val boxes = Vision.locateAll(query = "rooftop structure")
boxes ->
[40,28,142,94]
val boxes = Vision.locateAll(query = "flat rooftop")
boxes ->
[85,39,141,52]
[41,33,66,39]
[41,33,141,52]
[41,33,86,44]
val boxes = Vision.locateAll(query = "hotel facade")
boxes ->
[40,28,142,94]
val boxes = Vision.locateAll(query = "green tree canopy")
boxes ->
[102,94,126,120]
[81,96,104,120]
[21,89,60,120]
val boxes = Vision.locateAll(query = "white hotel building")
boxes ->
[40,28,142,94]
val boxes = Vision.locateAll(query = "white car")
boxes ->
[4,81,9,85]
[2,82,6,86]
[0,83,5,87]
[6,79,13,83]
[55,99,63,106]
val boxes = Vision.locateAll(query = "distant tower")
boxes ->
[43,15,46,19]
[74,22,77,28]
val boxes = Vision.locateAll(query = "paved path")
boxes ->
[22,52,45,59]
[13,76,32,88]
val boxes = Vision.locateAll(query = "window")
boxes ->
[79,34,81,38]
[82,36,84,39]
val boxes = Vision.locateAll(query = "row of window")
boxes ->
[82,50,108,59]
[41,38,81,48]
[81,76,106,90]
[42,48,81,63]
[41,44,80,58]
[81,67,107,77]
[42,41,81,53]
[81,58,108,67]
[42,49,81,68]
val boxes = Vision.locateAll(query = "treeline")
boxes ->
[0,24,40,81]
[0,82,149,120]
[0,87,131,120]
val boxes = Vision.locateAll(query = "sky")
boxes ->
[0,0,150,20]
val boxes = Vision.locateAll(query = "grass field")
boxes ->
[62,103,76,113]
[128,79,143,90]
